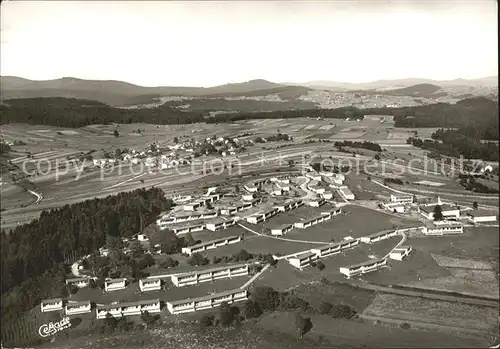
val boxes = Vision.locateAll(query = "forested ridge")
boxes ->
[1,188,173,328]
[1,97,497,141]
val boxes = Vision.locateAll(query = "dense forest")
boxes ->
[1,188,173,327]
[407,128,499,161]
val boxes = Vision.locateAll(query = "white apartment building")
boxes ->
[276,182,290,191]
[244,183,258,193]
[389,246,413,261]
[170,222,206,235]
[306,198,326,207]
[338,186,355,200]
[183,202,201,211]
[271,224,294,236]
[181,235,242,255]
[66,277,91,288]
[65,301,92,316]
[241,193,255,201]
[382,202,406,213]
[306,173,322,181]
[288,252,319,269]
[96,299,160,319]
[170,263,249,287]
[245,208,279,224]
[421,222,464,235]
[466,210,497,224]
[390,193,414,204]
[139,278,162,292]
[418,204,460,220]
[339,258,387,278]
[205,218,236,231]
[166,289,248,315]
[41,298,64,312]
[104,278,127,292]
[293,213,331,229]
[360,230,399,244]
[274,199,303,213]
[321,191,334,200]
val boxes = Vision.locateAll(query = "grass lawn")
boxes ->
[257,311,489,348]
[363,293,498,333]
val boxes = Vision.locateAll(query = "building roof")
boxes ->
[271,223,294,230]
[311,239,358,252]
[66,300,91,307]
[167,288,248,306]
[41,298,63,303]
[339,186,354,196]
[97,299,160,311]
[166,220,206,229]
[172,263,249,278]
[420,204,458,214]
[186,235,240,249]
[66,277,91,282]
[290,251,316,260]
[363,230,395,239]
[391,193,412,198]
[344,258,386,269]
[425,221,463,228]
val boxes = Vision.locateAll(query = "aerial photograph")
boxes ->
[0,1,498,348]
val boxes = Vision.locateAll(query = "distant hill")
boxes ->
[292,76,498,91]
[0,77,309,106]
[373,83,446,98]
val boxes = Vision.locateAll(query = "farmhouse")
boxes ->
[288,252,319,269]
[466,210,497,224]
[139,278,162,292]
[421,221,464,235]
[66,277,91,288]
[390,193,413,204]
[104,278,127,292]
[360,230,399,243]
[205,217,236,231]
[339,258,387,278]
[170,263,250,287]
[271,223,294,236]
[96,299,161,319]
[166,289,248,315]
[181,235,242,255]
[310,238,360,258]
[389,246,413,261]
[338,186,355,200]
[65,300,92,315]
[418,204,460,220]
[41,298,64,312]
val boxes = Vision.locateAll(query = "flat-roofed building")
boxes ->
[170,263,250,287]
[181,235,242,255]
[272,188,283,196]
[339,258,387,278]
[139,278,162,292]
[321,191,334,200]
[421,221,463,235]
[244,183,258,193]
[338,186,355,200]
[206,218,236,231]
[170,221,206,235]
[183,202,201,211]
[418,204,460,220]
[242,193,255,201]
[96,299,160,319]
[41,298,64,312]
[382,202,406,213]
[310,238,360,258]
[276,182,290,191]
[66,277,91,288]
[65,300,91,316]
[288,252,318,269]
[245,208,279,224]
[271,223,294,236]
[360,230,399,243]
[466,210,497,224]
[390,193,414,204]
[104,278,127,292]
[274,199,303,213]
[389,246,412,261]
[306,173,322,181]
[321,208,343,217]
[293,213,330,229]
[166,289,248,315]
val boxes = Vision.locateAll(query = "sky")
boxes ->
[1,1,498,87]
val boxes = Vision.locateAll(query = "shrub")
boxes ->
[319,302,333,315]
[199,315,215,327]
[243,300,262,319]
[400,322,411,330]
[317,261,325,271]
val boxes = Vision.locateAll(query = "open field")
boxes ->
[0,181,36,210]
[257,311,490,348]
[362,293,498,334]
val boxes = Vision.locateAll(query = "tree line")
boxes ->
[1,188,173,329]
